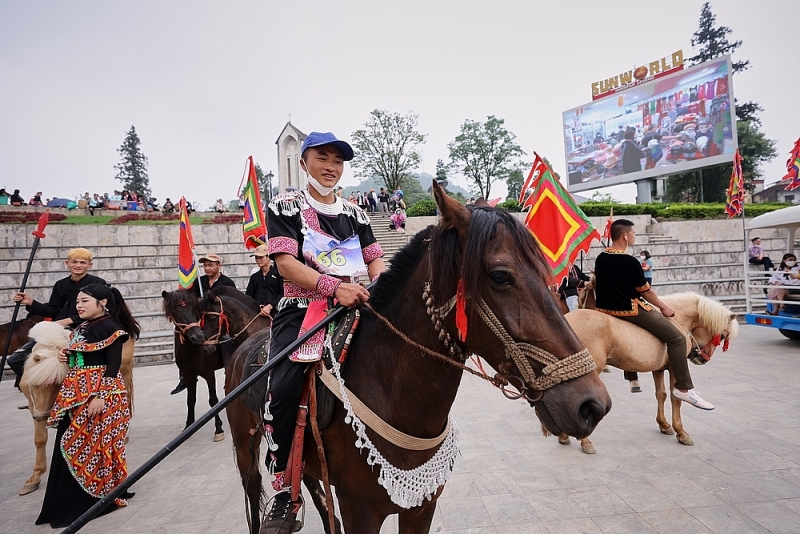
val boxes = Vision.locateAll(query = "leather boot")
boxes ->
[262,491,302,533]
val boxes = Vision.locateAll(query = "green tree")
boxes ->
[666,2,777,202]
[448,116,525,199]
[253,163,274,202]
[350,110,427,192]
[506,169,523,201]
[114,126,150,197]
[435,159,449,182]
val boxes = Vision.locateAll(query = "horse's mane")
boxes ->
[368,206,551,313]
[23,322,69,386]
[203,286,260,314]
[162,288,200,316]
[663,292,739,339]
[368,227,433,313]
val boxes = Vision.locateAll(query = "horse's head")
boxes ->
[20,322,70,421]
[427,181,612,439]
[671,293,739,365]
[198,287,262,355]
[162,289,204,345]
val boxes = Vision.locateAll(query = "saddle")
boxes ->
[239,307,361,430]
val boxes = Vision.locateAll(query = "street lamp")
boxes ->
[266,171,274,201]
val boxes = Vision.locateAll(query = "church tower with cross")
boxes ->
[275,121,307,193]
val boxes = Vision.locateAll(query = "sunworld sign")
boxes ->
[591,51,684,101]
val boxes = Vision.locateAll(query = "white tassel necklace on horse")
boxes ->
[325,333,460,509]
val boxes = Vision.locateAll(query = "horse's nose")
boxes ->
[580,397,611,429]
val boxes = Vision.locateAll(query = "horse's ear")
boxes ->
[474,197,489,207]
[162,290,169,299]
[729,312,738,321]
[432,179,469,235]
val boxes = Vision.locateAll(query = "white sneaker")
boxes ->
[672,388,714,411]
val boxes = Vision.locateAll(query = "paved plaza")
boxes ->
[1,324,800,533]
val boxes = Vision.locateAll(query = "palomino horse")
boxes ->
[226,181,611,534]
[17,322,135,495]
[199,287,340,534]
[557,292,739,454]
[161,289,225,441]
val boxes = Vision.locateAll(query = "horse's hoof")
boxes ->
[19,482,39,495]
[677,434,694,446]
[581,443,596,454]
[558,435,571,445]
[213,432,225,442]
[660,427,674,435]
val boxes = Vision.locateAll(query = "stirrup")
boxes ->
[260,488,306,534]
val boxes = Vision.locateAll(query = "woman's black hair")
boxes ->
[640,250,651,259]
[779,253,797,271]
[80,283,141,340]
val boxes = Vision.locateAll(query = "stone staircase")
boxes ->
[0,218,412,367]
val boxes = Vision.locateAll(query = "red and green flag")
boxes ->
[520,154,601,283]
[724,149,744,218]
[241,156,267,249]
[177,197,197,289]
[782,138,800,191]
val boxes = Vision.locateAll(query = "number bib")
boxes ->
[302,229,368,278]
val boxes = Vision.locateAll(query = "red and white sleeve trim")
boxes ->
[316,275,342,297]
[362,242,384,264]
[268,236,298,257]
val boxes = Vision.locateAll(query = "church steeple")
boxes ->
[275,122,308,193]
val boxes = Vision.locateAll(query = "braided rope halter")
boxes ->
[421,281,596,402]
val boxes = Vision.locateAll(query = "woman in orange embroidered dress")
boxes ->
[36,283,140,529]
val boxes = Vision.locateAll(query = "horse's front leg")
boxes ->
[668,370,693,446]
[338,496,387,534]
[398,500,439,533]
[205,371,225,441]
[652,370,673,434]
[19,419,48,495]
[303,474,342,534]
[185,373,198,429]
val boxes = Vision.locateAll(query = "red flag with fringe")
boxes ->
[177,197,197,289]
[520,154,601,283]
[724,149,744,218]
[241,156,268,249]
[782,138,800,191]
[602,206,614,241]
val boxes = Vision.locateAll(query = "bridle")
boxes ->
[166,299,203,345]
[671,316,731,365]
[200,296,230,345]
[367,279,597,404]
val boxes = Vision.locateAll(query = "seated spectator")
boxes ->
[93,193,104,209]
[749,237,775,270]
[214,199,226,213]
[767,253,800,315]
[238,194,245,211]
[186,200,195,213]
[29,192,43,206]
[110,190,122,201]
[0,188,7,197]
[10,189,25,206]
[389,208,406,232]
[162,198,175,214]
[147,197,158,211]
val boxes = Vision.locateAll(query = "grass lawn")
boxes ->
[51,214,217,225]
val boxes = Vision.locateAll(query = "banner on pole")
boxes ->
[520,154,601,283]
[178,197,197,289]
[725,149,744,218]
[242,156,268,249]
[782,138,800,191]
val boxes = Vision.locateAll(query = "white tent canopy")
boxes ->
[747,204,800,230]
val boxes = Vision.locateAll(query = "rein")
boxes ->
[364,280,597,404]
[201,297,265,346]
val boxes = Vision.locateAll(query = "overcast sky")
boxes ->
[2,0,798,209]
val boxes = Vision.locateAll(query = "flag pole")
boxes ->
[0,212,49,384]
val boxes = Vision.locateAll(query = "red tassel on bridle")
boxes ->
[455,279,468,343]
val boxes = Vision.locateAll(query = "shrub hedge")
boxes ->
[578,202,792,220]
[406,199,437,217]
[0,212,67,224]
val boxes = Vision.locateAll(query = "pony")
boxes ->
[558,292,739,454]
[225,181,612,534]
[161,289,225,441]
[18,321,135,495]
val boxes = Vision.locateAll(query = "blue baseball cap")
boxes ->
[300,132,354,161]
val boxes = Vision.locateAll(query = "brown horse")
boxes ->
[161,289,225,441]
[0,315,45,356]
[17,322,135,495]
[225,182,611,533]
[558,292,739,454]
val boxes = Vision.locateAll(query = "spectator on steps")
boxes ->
[749,237,775,270]
[162,198,175,214]
[10,189,25,206]
[29,192,43,206]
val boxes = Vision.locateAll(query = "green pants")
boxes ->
[618,306,694,390]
